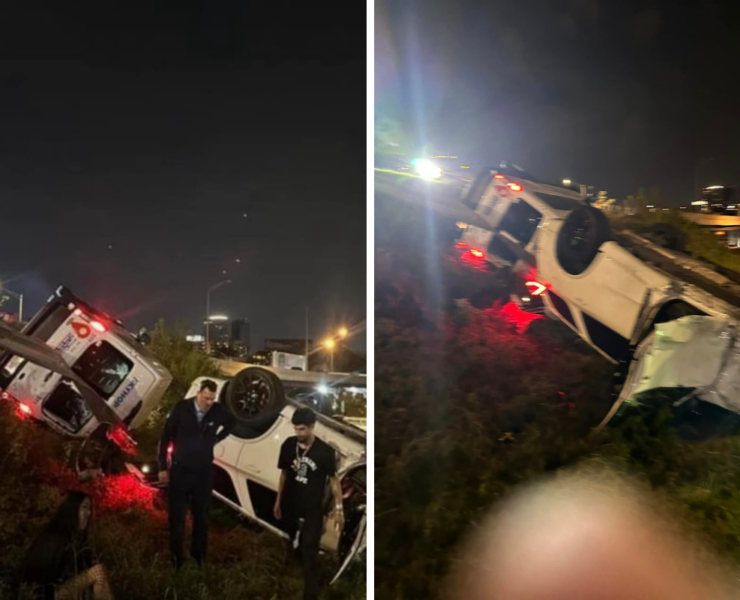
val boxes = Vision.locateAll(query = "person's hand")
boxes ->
[273,500,282,521]
[159,470,169,485]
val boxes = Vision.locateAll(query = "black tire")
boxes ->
[647,222,686,252]
[556,205,611,275]
[224,367,285,421]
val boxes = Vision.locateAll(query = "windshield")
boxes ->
[289,386,367,430]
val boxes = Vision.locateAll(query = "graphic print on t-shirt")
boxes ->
[292,455,317,484]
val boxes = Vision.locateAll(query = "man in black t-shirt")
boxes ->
[275,407,344,600]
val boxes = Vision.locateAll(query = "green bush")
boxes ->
[133,320,223,459]
[611,210,740,273]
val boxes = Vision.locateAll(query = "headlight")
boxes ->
[411,158,442,180]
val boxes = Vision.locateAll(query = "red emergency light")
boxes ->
[470,249,485,258]
[507,182,523,192]
[494,174,505,180]
[106,422,138,456]
[91,320,107,333]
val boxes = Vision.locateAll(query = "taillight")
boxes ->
[470,249,485,258]
[167,442,174,456]
[18,402,31,414]
[106,423,138,456]
[91,320,107,333]
[507,182,523,192]
[525,281,547,296]
[494,174,505,180]
[456,241,468,248]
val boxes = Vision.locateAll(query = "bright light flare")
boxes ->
[507,183,523,192]
[338,327,348,338]
[323,338,336,350]
[411,158,442,180]
[91,321,107,333]
[470,249,485,258]
[19,402,31,414]
[317,384,330,395]
[494,174,505,180]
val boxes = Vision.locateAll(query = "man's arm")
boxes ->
[215,405,236,442]
[274,469,288,520]
[157,403,180,475]
[274,440,292,520]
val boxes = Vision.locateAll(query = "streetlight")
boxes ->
[323,338,336,372]
[206,280,230,355]
[1,288,24,323]
[562,179,572,186]
[337,326,348,339]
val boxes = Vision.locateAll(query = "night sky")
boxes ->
[376,0,740,204]
[0,3,366,351]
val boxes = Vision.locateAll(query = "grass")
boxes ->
[610,209,740,273]
[0,322,365,600]
[375,193,740,599]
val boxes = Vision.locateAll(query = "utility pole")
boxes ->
[305,306,309,372]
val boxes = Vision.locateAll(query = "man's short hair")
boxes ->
[200,379,217,393]
[292,407,317,427]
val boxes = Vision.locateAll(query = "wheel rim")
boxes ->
[230,372,274,417]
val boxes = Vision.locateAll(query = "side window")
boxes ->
[72,341,133,399]
[582,313,630,361]
[548,291,576,328]
[498,200,542,245]
[27,305,72,342]
[488,236,519,265]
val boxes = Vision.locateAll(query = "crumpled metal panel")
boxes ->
[631,315,740,413]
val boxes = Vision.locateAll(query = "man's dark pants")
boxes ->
[168,463,214,567]
[284,508,324,600]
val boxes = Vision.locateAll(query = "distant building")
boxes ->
[209,319,231,354]
[230,318,251,358]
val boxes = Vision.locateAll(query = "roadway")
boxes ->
[680,212,740,228]
[375,169,494,230]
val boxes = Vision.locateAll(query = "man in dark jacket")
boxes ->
[158,379,235,569]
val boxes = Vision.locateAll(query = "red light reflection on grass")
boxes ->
[499,302,545,332]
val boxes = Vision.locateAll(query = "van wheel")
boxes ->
[647,223,686,252]
[556,205,611,275]
[225,367,285,420]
